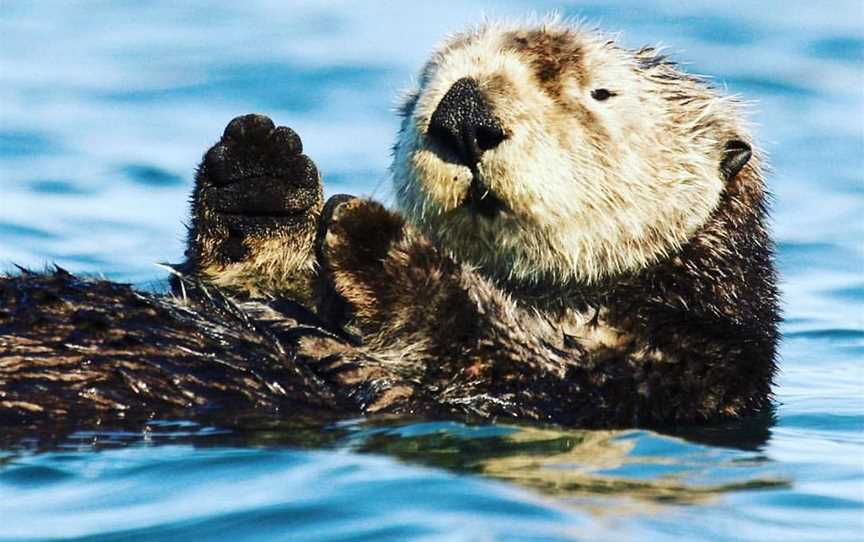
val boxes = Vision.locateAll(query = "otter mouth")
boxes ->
[462,172,505,219]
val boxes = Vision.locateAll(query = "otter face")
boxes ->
[392,22,753,284]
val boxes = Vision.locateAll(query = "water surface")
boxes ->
[1,1,862,540]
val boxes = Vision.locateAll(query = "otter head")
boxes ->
[391,21,755,284]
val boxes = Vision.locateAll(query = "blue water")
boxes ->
[1,1,862,540]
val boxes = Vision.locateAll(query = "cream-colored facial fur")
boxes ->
[392,20,750,284]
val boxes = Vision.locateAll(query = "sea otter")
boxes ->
[0,20,779,429]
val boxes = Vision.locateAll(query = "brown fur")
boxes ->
[183,114,323,299]
[0,21,779,432]
[505,28,588,93]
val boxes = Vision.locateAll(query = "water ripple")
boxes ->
[1,1,862,541]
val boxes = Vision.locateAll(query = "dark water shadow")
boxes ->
[120,164,185,188]
[27,179,94,196]
[0,130,64,158]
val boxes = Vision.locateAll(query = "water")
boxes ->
[1,1,862,540]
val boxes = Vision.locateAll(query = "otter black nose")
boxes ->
[427,77,506,166]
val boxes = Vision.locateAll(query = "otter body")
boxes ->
[0,20,778,429]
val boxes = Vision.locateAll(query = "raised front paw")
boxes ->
[317,197,459,335]
[187,114,324,297]
[317,197,406,328]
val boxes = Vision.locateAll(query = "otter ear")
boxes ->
[720,140,752,181]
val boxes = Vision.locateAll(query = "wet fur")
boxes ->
[395,21,753,284]
[0,20,778,429]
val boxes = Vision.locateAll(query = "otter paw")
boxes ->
[198,114,323,249]
[318,197,408,326]
[187,114,324,296]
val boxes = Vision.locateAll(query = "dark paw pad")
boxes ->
[199,114,323,236]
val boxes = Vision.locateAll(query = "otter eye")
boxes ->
[591,88,616,101]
